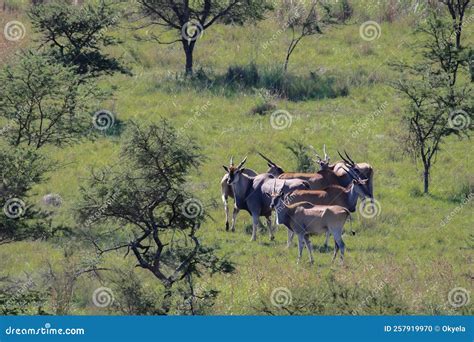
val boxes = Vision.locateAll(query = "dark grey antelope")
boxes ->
[270,184,351,265]
[221,156,257,231]
[221,155,285,231]
[223,156,309,241]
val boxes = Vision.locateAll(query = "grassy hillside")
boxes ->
[0,2,472,315]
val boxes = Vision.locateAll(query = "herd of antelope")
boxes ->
[221,146,374,265]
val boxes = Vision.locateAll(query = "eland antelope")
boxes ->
[223,156,309,241]
[313,148,374,201]
[257,152,344,190]
[221,156,257,231]
[270,184,351,265]
[283,167,372,248]
[334,151,374,202]
[221,154,285,232]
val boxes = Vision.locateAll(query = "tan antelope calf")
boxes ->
[270,182,351,265]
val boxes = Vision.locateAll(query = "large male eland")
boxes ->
[223,156,309,241]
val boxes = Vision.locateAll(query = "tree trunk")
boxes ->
[185,48,193,76]
[182,40,195,76]
[423,164,430,194]
[162,282,173,314]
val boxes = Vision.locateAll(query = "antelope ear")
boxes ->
[267,162,272,168]
[223,166,229,172]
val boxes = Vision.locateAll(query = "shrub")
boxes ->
[255,273,407,315]
[249,89,277,115]
[249,102,277,115]
[284,139,316,173]
[225,63,260,88]
[110,269,165,315]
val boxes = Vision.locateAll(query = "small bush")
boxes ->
[225,63,260,88]
[330,0,353,23]
[249,88,277,115]
[284,139,316,172]
[249,102,276,115]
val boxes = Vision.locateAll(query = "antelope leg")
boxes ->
[231,206,239,232]
[333,229,345,265]
[332,236,340,263]
[304,234,314,265]
[297,233,305,264]
[286,229,294,248]
[222,194,229,231]
[323,231,330,250]
[250,214,259,241]
[266,216,274,241]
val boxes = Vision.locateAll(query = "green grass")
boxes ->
[0,9,473,315]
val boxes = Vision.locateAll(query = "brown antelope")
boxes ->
[334,151,374,202]
[257,152,344,190]
[283,167,371,248]
[223,156,309,241]
[270,183,351,265]
[312,148,374,201]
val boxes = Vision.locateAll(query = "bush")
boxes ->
[249,89,277,115]
[0,276,48,315]
[255,273,407,315]
[225,63,260,88]
[284,139,316,172]
[110,269,165,315]
[249,102,277,115]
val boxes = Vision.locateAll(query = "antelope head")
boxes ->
[312,144,331,170]
[269,180,285,210]
[338,150,366,177]
[343,166,372,201]
[258,152,284,176]
[223,156,247,185]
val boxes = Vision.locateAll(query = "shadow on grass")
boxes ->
[156,63,349,102]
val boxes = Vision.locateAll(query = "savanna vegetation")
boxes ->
[0,0,472,316]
